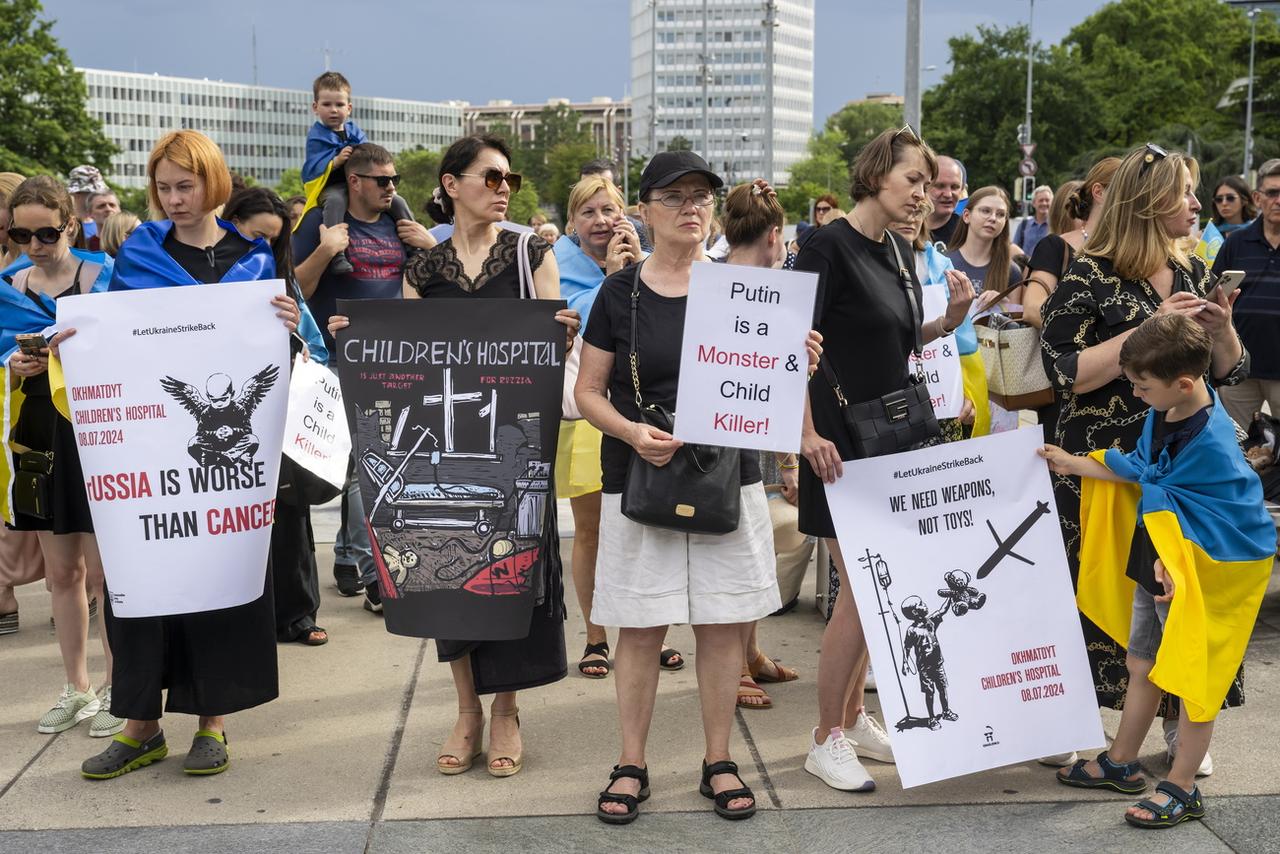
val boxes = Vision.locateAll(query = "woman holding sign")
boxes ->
[796,127,974,792]
[79,131,301,780]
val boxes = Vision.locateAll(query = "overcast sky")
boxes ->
[43,0,1110,124]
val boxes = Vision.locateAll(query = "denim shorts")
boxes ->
[1127,585,1171,661]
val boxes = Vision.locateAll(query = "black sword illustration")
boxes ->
[975,500,1051,579]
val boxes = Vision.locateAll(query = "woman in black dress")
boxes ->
[796,128,973,792]
[1040,144,1247,777]
[329,135,578,778]
[80,131,300,779]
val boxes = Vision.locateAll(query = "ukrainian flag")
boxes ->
[297,121,368,231]
[1078,394,1275,721]
[1195,220,1224,265]
[0,285,58,523]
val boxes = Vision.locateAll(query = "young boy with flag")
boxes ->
[1039,313,1273,829]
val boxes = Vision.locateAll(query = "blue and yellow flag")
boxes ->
[1078,395,1274,721]
[1195,220,1224,265]
[297,120,369,231]
[0,284,58,523]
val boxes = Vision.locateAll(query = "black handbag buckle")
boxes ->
[883,391,909,422]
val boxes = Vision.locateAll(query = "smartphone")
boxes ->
[15,333,48,356]
[1210,270,1246,301]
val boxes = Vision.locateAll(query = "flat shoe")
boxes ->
[82,731,168,779]
[749,651,798,683]
[736,677,773,710]
[184,730,230,775]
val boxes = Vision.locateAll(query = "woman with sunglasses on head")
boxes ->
[1209,176,1255,237]
[2,175,123,741]
[330,134,578,779]
[1040,144,1247,777]
[77,130,301,781]
[797,127,973,793]
[577,152,819,824]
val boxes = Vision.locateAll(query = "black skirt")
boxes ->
[104,568,279,720]
[9,388,94,535]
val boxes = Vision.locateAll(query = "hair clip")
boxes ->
[751,184,763,196]
[432,186,444,205]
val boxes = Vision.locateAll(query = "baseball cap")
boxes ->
[638,151,723,201]
[67,165,107,195]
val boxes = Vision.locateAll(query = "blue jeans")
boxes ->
[334,459,377,587]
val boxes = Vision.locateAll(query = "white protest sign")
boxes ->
[673,262,817,453]
[825,427,1103,788]
[57,280,289,617]
[909,286,963,419]
[283,355,350,488]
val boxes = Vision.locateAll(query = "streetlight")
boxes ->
[1245,6,1261,175]
[1020,0,1035,218]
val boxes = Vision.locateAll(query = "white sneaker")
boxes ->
[848,710,895,763]
[37,684,99,734]
[1163,718,1213,777]
[865,666,877,693]
[1037,751,1079,767]
[88,685,126,738]
[804,727,875,791]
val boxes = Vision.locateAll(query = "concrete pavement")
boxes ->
[1,500,1278,853]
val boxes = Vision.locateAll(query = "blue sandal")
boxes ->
[1056,750,1147,794]
[1125,780,1204,828]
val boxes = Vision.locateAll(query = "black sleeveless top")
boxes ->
[405,228,550,299]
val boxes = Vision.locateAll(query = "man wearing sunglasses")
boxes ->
[1212,158,1280,430]
[292,142,434,603]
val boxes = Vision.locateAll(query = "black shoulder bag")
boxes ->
[620,264,741,535]
[819,232,940,457]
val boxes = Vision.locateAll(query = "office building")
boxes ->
[629,0,815,185]
[463,98,632,166]
[80,68,463,189]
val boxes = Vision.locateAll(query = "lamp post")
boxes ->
[763,1,778,183]
[1020,0,1035,218]
[701,0,710,160]
[1245,6,1261,175]
[904,0,922,132]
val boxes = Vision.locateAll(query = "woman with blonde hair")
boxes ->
[0,172,26,267]
[98,211,141,257]
[1040,144,1246,777]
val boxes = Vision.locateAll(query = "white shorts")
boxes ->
[592,483,781,627]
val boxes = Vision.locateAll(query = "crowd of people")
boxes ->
[2,67,1278,831]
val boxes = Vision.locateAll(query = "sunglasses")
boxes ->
[8,223,68,246]
[1138,142,1168,176]
[1261,188,1280,200]
[814,205,832,213]
[354,173,400,189]
[894,124,920,140]
[1213,193,1239,203]
[459,169,523,194]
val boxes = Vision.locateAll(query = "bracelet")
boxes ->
[779,462,800,469]
[937,316,956,336]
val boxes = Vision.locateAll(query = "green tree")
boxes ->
[667,135,694,152]
[826,101,904,165]
[786,126,851,197]
[395,147,442,220]
[506,175,541,226]
[0,0,116,175]
[544,141,599,223]
[108,182,149,218]
[274,168,304,201]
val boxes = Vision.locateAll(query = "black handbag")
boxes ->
[14,450,53,520]
[620,264,741,535]
[820,231,940,458]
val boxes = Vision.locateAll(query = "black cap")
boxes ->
[638,151,724,201]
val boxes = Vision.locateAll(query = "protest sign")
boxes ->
[910,286,963,419]
[672,262,817,453]
[335,298,565,641]
[283,355,350,489]
[57,280,289,617]
[825,427,1104,787]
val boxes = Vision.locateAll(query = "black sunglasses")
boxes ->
[354,173,401,189]
[459,169,523,194]
[8,223,68,245]
[1213,193,1239,203]
[1138,143,1168,176]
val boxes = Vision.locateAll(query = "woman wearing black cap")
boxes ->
[576,151,820,824]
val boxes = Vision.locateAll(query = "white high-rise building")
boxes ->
[629,0,814,187]
[80,68,463,189]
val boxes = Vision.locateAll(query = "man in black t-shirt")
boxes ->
[292,143,434,604]
[927,156,965,249]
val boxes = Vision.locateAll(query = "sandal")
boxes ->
[293,625,328,646]
[699,759,756,820]
[749,651,798,684]
[437,708,484,775]
[1125,780,1205,829]
[183,730,230,775]
[659,646,685,671]
[736,676,773,710]
[596,764,650,825]
[487,706,522,778]
[0,610,18,636]
[1056,750,1147,794]
[578,641,611,679]
[81,730,167,779]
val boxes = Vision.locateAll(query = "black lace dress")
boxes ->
[404,229,567,694]
[1040,252,1249,714]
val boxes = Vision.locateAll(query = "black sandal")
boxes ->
[659,646,684,671]
[596,764,650,825]
[699,759,756,820]
[578,642,611,679]
[1056,750,1147,794]
[1125,780,1205,829]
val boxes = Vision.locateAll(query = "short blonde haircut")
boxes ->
[565,175,625,231]
[0,172,25,201]
[99,211,141,257]
[146,131,232,217]
[1084,146,1200,281]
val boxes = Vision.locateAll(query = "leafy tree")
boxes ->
[506,175,541,226]
[0,0,116,175]
[273,168,304,201]
[395,147,442,221]
[827,101,904,165]
[786,126,850,198]
[776,181,830,224]
[667,135,694,152]
[544,141,599,223]
[108,182,150,219]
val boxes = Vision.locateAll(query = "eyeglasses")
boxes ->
[650,189,716,208]
[1138,143,1168,176]
[7,223,68,245]
[1213,194,1239,204]
[1260,188,1280,200]
[972,206,1008,220]
[354,173,401,189]
[459,169,523,194]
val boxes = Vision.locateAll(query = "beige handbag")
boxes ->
[974,313,1055,410]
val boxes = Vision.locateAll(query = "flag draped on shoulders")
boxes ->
[109,219,275,290]
[1078,395,1274,721]
[1,248,115,294]
[553,235,608,336]
[297,120,369,230]
[0,283,57,523]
